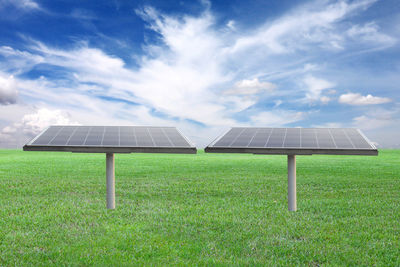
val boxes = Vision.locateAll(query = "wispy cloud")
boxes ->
[229,0,379,54]
[0,0,40,11]
[346,22,396,46]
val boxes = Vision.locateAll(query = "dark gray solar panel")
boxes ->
[24,126,196,154]
[205,127,377,155]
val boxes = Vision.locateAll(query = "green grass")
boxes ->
[0,149,399,266]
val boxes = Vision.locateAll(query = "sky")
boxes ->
[0,0,399,148]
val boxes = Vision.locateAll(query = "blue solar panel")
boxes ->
[24,126,196,154]
[206,127,377,155]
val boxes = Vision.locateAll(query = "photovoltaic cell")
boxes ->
[248,128,272,147]
[345,128,371,149]
[315,128,335,148]
[135,127,154,147]
[283,128,301,148]
[32,126,63,145]
[301,128,317,148]
[102,126,119,146]
[231,128,257,147]
[67,126,90,146]
[213,128,242,147]
[49,126,76,146]
[84,126,105,146]
[163,127,191,147]
[266,128,286,148]
[330,128,353,148]
[119,126,136,147]
[205,127,377,155]
[149,127,172,147]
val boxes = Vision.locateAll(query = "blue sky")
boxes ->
[0,0,399,148]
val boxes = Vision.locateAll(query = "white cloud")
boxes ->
[0,0,39,10]
[221,78,276,112]
[250,110,305,127]
[224,78,276,95]
[339,93,391,105]
[226,20,236,31]
[230,0,379,54]
[21,108,78,135]
[320,96,331,104]
[0,73,18,104]
[1,108,78,136]
[347,22,396,46]
[303,75,335,103]
[0,107,79,147]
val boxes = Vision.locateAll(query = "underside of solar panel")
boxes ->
[205,127,378,155]
[23,126,196,154]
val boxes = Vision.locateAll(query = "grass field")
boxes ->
[0,149,399,266]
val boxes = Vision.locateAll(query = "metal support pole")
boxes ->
[106,153,115,209]
[288,154,296,211]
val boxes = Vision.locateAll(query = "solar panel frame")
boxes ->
[205,127,378,155]
[24,126,197,154]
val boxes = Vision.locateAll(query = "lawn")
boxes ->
[0,149,399,266]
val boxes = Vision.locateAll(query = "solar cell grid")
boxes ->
[346,129,371,148]
[26,126,194,153]
[206,127,377,155]
[68,126,90,146]
[149,128,171,147]
[284,128,300,147]
[301,129,318,147]
[213,128,242,147]
[231,128,257,147]
[119,127,136,147]
[315,129,335,148]
[166,129,191,146]
[32,126,62,145]
[49,126,75,145]
[266,128,286,147]
[248,128,272,147]
[85,127,104,146]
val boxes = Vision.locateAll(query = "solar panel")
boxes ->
[206,127,377,155]
[24,126,196,154]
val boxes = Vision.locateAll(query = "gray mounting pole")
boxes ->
[106,153,115,209]
[288,154,296,211]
